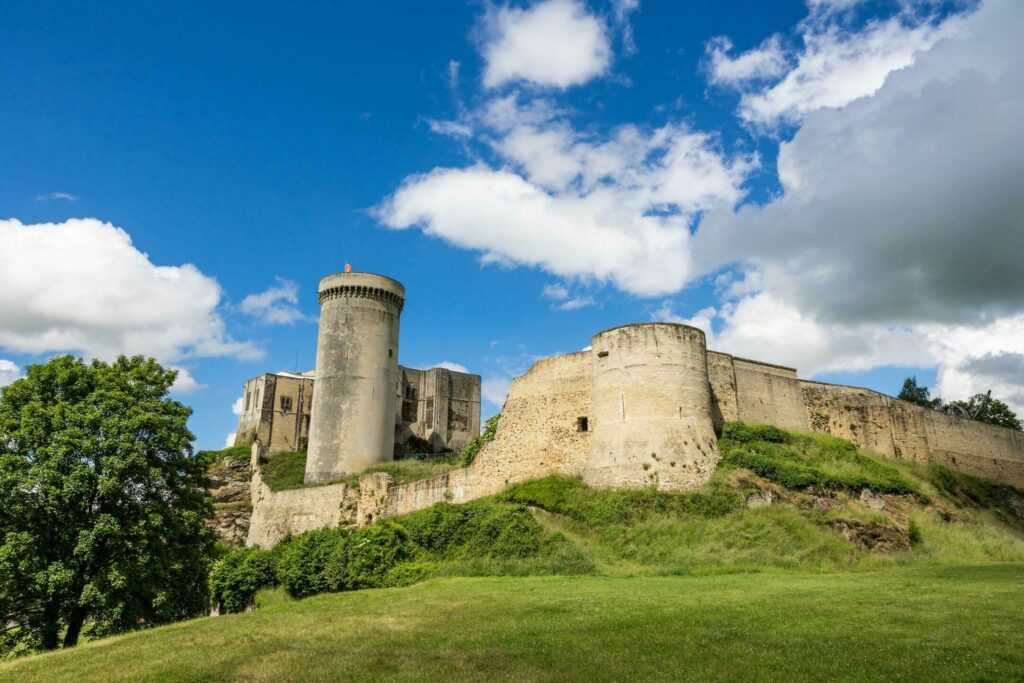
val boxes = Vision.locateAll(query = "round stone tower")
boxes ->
[304,272,405,483]
[584,323,721,491]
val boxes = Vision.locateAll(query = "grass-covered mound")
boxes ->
[257,450,463,491]
[5,567,1024,681]
[206,422,1024,613]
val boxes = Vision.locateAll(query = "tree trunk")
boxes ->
[62,606,88,648]
[38,602,61,651]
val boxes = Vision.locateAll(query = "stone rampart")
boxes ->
[733,357,809,432]
[800,380,1024,488]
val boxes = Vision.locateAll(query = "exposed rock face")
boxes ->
[827,520,910,553]
[859,489,887,511]
[205,455,252,547]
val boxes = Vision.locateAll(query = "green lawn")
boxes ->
[4,565,1023,682]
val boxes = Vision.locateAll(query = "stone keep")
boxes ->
[585,323,721,490]
[305,272,405,483]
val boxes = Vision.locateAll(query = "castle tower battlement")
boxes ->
[305,272,405,483]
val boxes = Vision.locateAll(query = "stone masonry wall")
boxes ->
[205,454,253,547]
[707,351,739,429]
[733,358,809,432]
[800,380,1024,488]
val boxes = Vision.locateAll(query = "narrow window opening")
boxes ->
[389,349,394,358]
[577,416,589,432]
[280,396,293,412]
[597,350,609,358]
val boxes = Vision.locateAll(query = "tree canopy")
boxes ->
[0,356,213,656]
[897,376,943,409]
[946,394,1023,431]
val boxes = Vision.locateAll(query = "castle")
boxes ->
[232,272,481,464]
[226,271,1024,548]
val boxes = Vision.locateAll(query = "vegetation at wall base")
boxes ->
[257,450,464,491]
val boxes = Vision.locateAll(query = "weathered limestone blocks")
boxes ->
[305,272,405,483]
[584,323,721,491]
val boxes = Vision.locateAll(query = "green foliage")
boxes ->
[925,465,1024,528]
[947,394,1023,431]
[461,413,500,466]
[260,451,309,491]
[345,522,417,589]
[720,422,917,495]
[501,475,744,526]
[209,548,278,614]
[0,355,214,656]
[275,529,348,598]
[898,375,943,409]
[197,443,251,467]
[351,458,463,487]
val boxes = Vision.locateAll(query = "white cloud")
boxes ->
[0,360,21,387]
[232,396,245,416]
[435,360,471,373]
[34,192,77,202]
[482,375,513,406]
[542,283,570,301]
[224,432,237,448]
[707,35,789,85]
[481,0,612,89]
[378,118,754,296]
[239,277,307,325]
[426,118,473,138]
[684,0,1024,411]
[0,219,261,366]
[169,367,203,394]
[712,3,968,125]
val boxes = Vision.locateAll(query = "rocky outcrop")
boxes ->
[205,455,252,546]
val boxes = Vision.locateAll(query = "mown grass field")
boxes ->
[3,565,1023,681]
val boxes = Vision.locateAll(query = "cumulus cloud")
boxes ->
[224,433,237,448]
[0,360,21,387]
[378,113,754,296]
[239,277,307,325]
[710,3,966,124]
[232,396,245,416]
[480,0,612,89]
[680,0,1024,411]
[542,282,594,310]
[0,219,261,367]
[435,360,471,373]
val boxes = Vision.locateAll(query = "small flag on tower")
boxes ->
[344,263,352,273]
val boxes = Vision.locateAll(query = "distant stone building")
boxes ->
[232,364,481,457]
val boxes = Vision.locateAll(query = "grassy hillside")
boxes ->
[4,567,1024,681]
[7,422,1024,678]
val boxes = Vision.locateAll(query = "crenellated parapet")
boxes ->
[318,283,405,313]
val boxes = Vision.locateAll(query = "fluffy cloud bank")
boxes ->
[240,277,307,325]
[681,0,1024,409]
[0,219,261,387]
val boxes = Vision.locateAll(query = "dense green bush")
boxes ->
[210,548,278,613]
[926,465,1024,527]
[721,422,791,445]
[345,522,417,589]
[276,529,348,597]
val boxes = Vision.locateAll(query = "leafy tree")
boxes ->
[897,376,943,409]
[0,355,214,656]
[946,394,1022,431]
[461,413,501,467]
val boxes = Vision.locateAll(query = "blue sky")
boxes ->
[3,0,1022,450]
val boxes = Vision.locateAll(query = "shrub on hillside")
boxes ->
[721,422,791,445]
[345,522,417,589]
[276,529,348,597]
[210,548,278,614]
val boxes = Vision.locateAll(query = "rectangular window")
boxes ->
[280,396,293,412]
[577,416,589,432]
